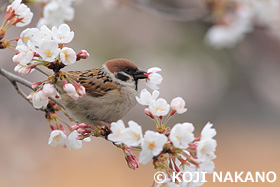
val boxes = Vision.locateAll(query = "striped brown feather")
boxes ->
[66,69,118,97]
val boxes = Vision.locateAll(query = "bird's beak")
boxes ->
[133,69,148,79]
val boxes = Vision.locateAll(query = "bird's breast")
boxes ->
[59,84,137,125]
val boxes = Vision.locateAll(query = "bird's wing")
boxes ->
[66,68,118,97]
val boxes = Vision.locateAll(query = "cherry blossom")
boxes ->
[139,130,168,165]
[17,28,40,46]
[60,47,76,65]
[169,123,195,149]
[170,97,187,114]
[48,130,67,147]
[37,39,60,62]
[136,88,159,107]
[121,121,143,147]
[32,90,49,109]
[6,0,33,27]
[38,0,75,28]
[146,67,163,90]
[149,98,170,117]
[13,41,35,65]
[108,120,125,144]
[201,122,216,140]
[67,130,91,149]
[42,82,57,97]
[52,23,74,44]
[38,25,53,42]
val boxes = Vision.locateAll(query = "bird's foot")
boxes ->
[92,120,111,128]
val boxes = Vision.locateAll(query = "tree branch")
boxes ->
[0,67,64,109]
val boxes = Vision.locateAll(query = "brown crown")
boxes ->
[104,58,139,73]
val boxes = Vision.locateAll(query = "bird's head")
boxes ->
[103,58,148,90]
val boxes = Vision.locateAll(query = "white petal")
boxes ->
[139,149,153,165]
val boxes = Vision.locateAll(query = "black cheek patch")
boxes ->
[116,72,130,81]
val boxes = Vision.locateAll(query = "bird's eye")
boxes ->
[124,68,131,74]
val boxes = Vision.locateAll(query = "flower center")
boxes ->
[58,34,66,40]
[201,146,207,154]
[132,132,140,140]
[23,36,30,43]
[64,51,70,60]
[155,105,164,112]
[116,129,121,137]
[53,134,62,142]
[41,33,47,39]
[45,49,53,56]
[148,141,155,149]
[22,50,28,57]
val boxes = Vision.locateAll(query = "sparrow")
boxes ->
[56,58,148,126]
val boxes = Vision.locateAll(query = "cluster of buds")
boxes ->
[27,82,58,109]
[62,78,86,100]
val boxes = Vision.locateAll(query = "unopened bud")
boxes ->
[34,52,40,57]
[27,64,37,69]
[76,50,90,61]
[170,109,176,116]
[5,9,15,20]
[32,81,42,89]
[188,143,197,150]
[144,108,154,119]
[124,149,140,170]
[26,92,34,100]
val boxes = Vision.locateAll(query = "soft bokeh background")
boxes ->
[1,0,280,186]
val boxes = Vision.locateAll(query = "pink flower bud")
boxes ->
[26,92,34,100]
[144,108,154,119]
[42,82,57,97]
[14,64,32,75]
[32,81,42,89]
[51,124,67,134]
[124,149,139,170]
[76,50,90,61]
[77,85,86,98]
[188,143,197,150]
[72,123,93,136]
[63,83,76,95]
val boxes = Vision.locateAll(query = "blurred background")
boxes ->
[1,0,280,186]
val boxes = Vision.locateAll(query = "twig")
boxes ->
[0,67,64,109]
[35,66,52,76]
[132,0,208,22]
[0,67,33,88]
